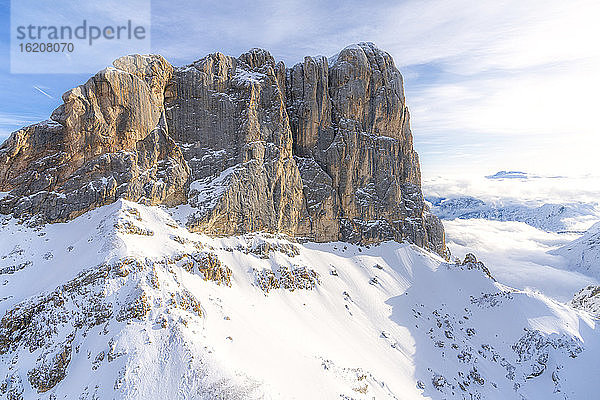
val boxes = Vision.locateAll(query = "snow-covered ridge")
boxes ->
[1,201,599,399]
[551,222,600,279]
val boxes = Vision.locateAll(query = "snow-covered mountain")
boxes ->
[551,222,600,278]
[1,45,599,400]
[427,196,599,233]
[1,200,598,400]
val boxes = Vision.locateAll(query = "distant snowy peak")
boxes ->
[485,171,567,180]
[551,222,600,278]
[486,171,530,180]
[427,195,599,233]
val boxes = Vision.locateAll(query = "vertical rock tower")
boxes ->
[0,43,446,257]
[286,43,444,254]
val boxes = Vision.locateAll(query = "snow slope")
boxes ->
[0,201,599,399]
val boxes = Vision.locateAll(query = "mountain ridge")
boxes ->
[427,195,599,233]
[1,200,597,399]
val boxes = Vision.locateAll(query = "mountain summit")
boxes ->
[0,43,446,257]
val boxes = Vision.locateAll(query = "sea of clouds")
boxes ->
[424,173,600,302]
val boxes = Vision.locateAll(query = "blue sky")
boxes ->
[1,0,598,178]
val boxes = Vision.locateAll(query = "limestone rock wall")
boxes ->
[165,49,304,237]
[286,43,443,253]
[0,44,446,257]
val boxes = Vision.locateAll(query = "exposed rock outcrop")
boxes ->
[165,49,304,237]
[287,43,440,250]
[0,54,189,222]
[0,43,446,256]
[570,286,600,319]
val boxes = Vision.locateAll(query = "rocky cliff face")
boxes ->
[165,49,304,238]
[0,54,189,222]
[287,43,443,253]
[0,43,446,257]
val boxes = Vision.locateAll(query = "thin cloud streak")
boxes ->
[0,112,46,144]
[33,86,53,99]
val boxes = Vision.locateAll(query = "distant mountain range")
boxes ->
[485,170,530,179]
[485,171,565,180]
[427,195,599,233]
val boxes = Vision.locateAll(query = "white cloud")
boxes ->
[150,0,599,177]
[4,0,598,176]
[375,0,600,71]
[0,113,40,128]
[409,61,600,136]
[424,174,600,206]
[378,0,600,177]
[0,112,44,143]
[444,218,598,302]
